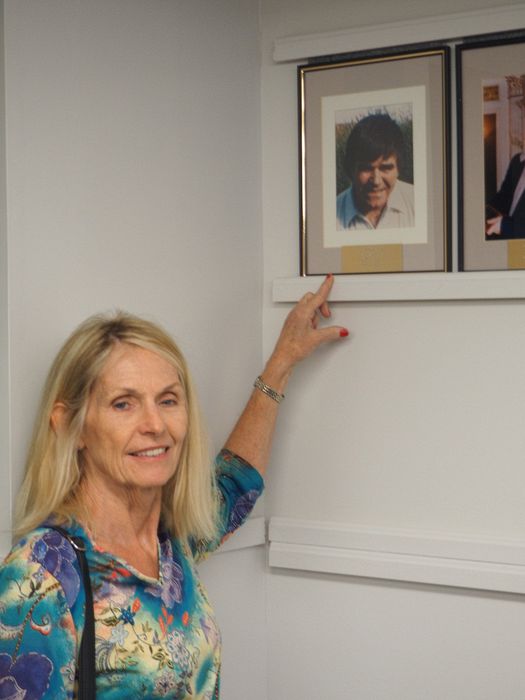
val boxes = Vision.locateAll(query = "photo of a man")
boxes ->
[336,113,415,230]
[484,74,525,240]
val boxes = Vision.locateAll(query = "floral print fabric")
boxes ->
[0,449,263,699]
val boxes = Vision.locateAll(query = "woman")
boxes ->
[0,275,347,698]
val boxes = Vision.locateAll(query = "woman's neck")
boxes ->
[77,475,163,578]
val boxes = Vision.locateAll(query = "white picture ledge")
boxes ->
[273,272,525,303]
[268,517,525,595]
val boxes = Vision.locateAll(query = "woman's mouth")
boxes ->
[130,447,169,458]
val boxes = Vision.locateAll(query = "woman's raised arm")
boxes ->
[224,274,348,475]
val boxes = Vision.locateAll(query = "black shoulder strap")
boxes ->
[49,525,96,699]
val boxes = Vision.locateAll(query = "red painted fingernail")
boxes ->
[327,273,334,278]
[339,328,349,337]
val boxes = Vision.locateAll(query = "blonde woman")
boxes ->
[0,275,347,698]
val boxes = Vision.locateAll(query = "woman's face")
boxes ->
[79,343,188,494]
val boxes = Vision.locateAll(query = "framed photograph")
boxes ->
[299,47,451,275]
[457,34,525,271]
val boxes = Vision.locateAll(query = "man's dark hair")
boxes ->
[344,113,405,179]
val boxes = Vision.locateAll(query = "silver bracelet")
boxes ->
[254,375,285,404]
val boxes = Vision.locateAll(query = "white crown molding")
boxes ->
[273,3,525,63]
[269,517,525,594]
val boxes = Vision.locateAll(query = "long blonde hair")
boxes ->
[14,312,218,542]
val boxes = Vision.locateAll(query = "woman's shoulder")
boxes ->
[2,526,50,569]
[1,526,83,610]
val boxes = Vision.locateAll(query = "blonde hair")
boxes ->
[14,312,218,542]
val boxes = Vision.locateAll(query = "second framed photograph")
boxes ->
[457,33,525,271]
[299,46,451,275]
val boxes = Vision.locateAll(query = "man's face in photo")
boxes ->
[353,154,399,214]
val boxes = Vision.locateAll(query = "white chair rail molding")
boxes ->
[268,517,525,595]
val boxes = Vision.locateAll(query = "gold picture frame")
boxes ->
[299,47,451,275]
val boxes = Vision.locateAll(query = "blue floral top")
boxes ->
[0,450,263,699]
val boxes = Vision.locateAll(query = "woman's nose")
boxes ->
[140,403,165,433]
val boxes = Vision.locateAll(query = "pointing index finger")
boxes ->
[309,274,334,311]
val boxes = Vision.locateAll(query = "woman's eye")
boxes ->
[161,398,177,406]
[113,401,130,410]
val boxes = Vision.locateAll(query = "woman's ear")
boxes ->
[50,402,67,435]
[51,403,85,450]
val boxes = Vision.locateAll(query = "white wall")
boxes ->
[260,1,525,697]
[2,1,265,697]
[268,571,525,700]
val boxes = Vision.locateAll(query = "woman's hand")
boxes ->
[261,274,349,393]
[224,274,348,474]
